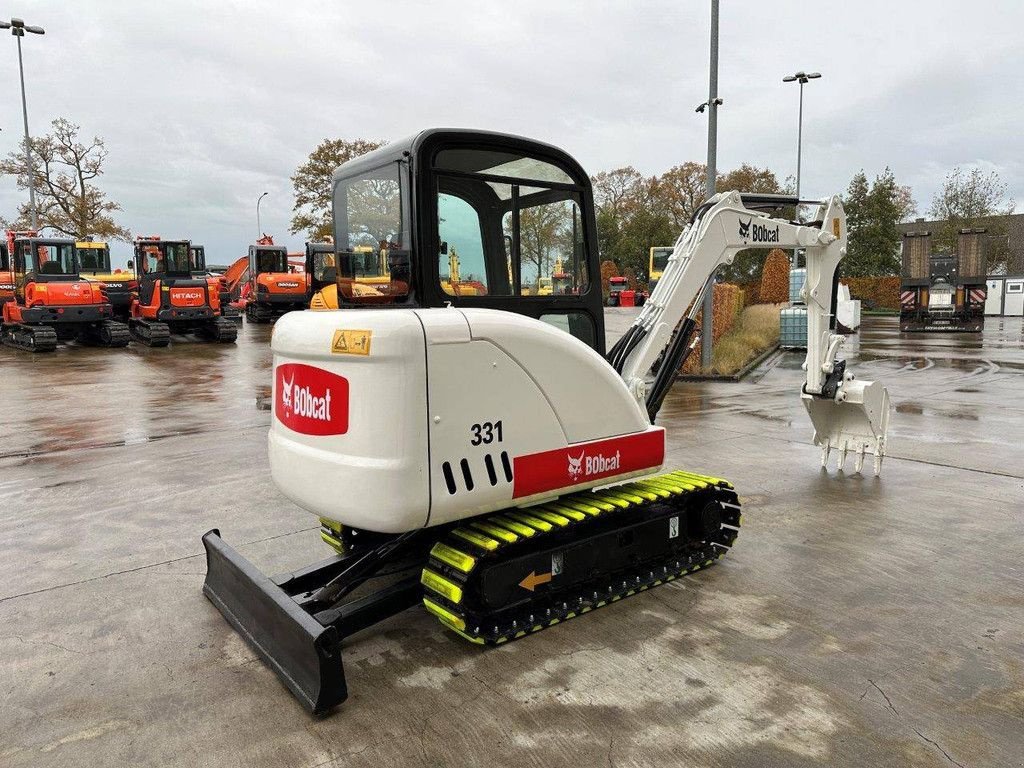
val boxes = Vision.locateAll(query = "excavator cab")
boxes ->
[76,240,136,319]
[13,238,79,291]
[250,244,288,276]
[243,242,309,323]
[330,129,605,351]
[127,237,236,346]
[0,236,127,351]
[305,242,336,304]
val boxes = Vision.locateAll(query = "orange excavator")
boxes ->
[240,236,309,323]
[128,236,237,346]
[1,231,128,352]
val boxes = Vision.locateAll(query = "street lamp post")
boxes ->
[0,18,46,230]
[696,0,722,369]
[783,71,820,268]
[256,192,269,240]
[782,71,821,210]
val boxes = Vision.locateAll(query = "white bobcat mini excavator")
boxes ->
[202,129,890,714]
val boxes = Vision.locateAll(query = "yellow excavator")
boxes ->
[76,240,136,319]
[307,243,393,308]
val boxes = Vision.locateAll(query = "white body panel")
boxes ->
[269,310,431,533]
[270,307,664,533]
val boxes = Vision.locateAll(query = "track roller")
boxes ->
[82,319,131,348]
[203,316,238,343]
[245,303,273,324]
[1,322,59,352]
[129,318,171,347]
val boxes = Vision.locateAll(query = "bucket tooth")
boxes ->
[803,377,891,476]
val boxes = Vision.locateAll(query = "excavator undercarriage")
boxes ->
[203,470,738,714]
[417,471,739,645]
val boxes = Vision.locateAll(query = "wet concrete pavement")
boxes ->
[1,313,1022,767]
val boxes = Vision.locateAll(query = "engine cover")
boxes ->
[269,308,664,533]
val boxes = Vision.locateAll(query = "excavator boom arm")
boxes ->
[612,191,890,474]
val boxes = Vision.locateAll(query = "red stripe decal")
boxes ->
[512,429,665,499]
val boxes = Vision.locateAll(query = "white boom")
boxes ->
[613,191,890,475]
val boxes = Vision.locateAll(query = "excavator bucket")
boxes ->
[201,530,347,714]
[802,379,891,475]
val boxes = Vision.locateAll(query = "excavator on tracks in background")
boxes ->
[1,233,129,351]
[202,129,892,714]
[306,242,397,308]
[239,237,309,323]
[128,236,237,346]
[76,240,136,319]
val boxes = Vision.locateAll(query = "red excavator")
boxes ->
[1,232,128,352]
[128,236,237,346]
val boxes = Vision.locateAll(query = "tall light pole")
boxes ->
[0,18,45,230]
[782,71,821,210]
[697,0,722,369]
[256,192,269,240]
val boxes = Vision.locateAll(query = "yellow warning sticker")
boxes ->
[331,329,372,356]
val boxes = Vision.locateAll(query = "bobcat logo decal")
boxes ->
[275,363,349,436]
[280,371,295,414]
[567,450,585,481]
[738,217,751,240]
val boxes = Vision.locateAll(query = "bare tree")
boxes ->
[929,167,1015,269]
[0,118,130,240]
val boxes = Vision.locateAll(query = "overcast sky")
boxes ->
[1,0,1020,266]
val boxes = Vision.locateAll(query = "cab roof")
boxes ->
[331,128,591,188]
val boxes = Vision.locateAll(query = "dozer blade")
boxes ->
[802,378,891,476]
[201,530,346,715]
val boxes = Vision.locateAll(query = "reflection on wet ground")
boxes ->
[4,312,1023,468]
[613,312,1023,476]
[0,323,274,458]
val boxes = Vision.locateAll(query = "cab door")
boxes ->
[1005,280,1024,316]
[985,279,1002,315]
[0,244,11,303]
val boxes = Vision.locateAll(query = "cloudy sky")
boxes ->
[0,0,1020,266]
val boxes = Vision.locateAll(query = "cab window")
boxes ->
[311,250,336,285]
[256,249,287,274]
[333,161,408,303]
[24,242,75,276]
[539,312,596,348]
[517,198,585,296]
[143,251,162,273]
[76,246,109,271]
[439,192,492,296]
[432,148,589,298]
[164,243,191,272]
